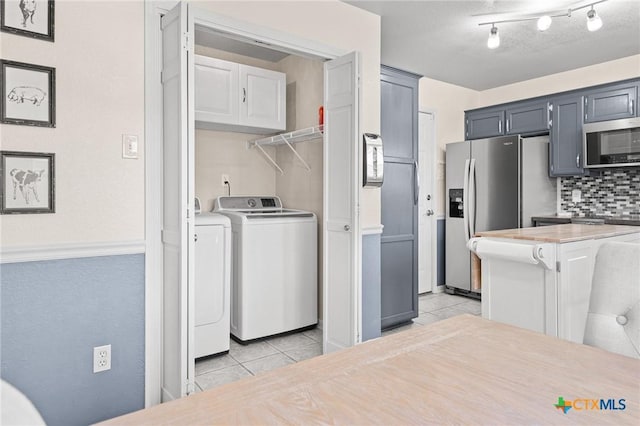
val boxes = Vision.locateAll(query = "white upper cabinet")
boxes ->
[240,64,286,131]
[195,56,239,125]
[195,55,286,133]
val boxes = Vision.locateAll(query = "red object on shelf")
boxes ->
[319,106,324,126]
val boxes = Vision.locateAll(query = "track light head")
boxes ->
[487,25,500,49]
[537,15,552,31]
[587,7,603,31]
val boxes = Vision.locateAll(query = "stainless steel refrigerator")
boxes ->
[445,135,556,294]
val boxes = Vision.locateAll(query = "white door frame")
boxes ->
[144,1,360,407]
[418,109,439,294]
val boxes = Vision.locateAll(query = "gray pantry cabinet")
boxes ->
[464,78,640,177]
[380,65,420,330]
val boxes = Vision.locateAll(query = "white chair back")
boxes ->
[583,242,640,358]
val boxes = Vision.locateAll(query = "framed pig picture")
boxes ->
[0,59,56,127]
[0,0,54,42]
[1,150,55,214]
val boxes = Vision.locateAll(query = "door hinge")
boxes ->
[185,379,196,395]
[556,261,561,272]
[187,207,191,219]
[160,229,164,242]
[182,32,190,51]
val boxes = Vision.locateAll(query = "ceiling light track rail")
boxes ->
[479,0,607,49]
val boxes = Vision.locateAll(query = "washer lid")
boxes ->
[214,196,283,212]
[195,212,231,227]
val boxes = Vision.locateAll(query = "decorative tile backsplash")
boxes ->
[560,169,640,216]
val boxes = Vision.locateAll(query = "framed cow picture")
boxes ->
[1,150,55,214]
[1,0,54,42]
[0,59,55,127]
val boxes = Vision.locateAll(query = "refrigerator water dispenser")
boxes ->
[449,189,464,218]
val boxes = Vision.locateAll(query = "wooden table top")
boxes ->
[101,315,639,425]
[475,223,640,243]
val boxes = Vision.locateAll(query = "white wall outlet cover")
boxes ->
[122,134,139,159]
[93,344,111,373]
[571,189,582,203]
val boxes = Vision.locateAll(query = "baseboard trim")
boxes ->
[1,240,146,264]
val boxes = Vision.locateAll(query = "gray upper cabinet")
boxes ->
[465,108,505,139]
[505,101,550,135]
[464,78,639,176]
[584,83,637,123]
[549,94,584,177]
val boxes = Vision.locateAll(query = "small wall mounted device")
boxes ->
[363,133,384,187]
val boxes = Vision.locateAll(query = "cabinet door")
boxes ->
[550,95,584,176]
[239,64,286,131]
[466,109,505,139]
[584,83,637,123]
[557,241,594,344]
[194,55,239,125]
[505,101,550,135]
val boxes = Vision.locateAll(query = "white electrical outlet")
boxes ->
[93,344,111,373]
[221,174,229,186]
[572,189,582,203]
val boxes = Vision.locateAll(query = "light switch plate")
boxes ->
[122,134,139,159]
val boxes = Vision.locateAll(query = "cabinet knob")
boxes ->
[194,234,198,242]
[344,225,351,231]
[426,209,434,216]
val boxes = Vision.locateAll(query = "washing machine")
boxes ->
[213,196,318,342]
[194,212,231,358]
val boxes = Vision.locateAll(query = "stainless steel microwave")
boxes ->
[583,117,640,168]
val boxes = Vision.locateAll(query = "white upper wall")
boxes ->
[0,1,145,247]
[478,54,640,107]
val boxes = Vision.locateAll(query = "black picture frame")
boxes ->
[1,150,55,214]
[0,0,54,42]
[0,59,56,127]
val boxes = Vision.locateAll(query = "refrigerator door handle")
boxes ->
[413,160,420,205]
[469,158,477,237]
[463,159,470,242]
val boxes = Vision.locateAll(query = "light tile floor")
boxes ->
[195,291,479,391]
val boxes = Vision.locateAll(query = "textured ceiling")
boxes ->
[345,0,640,90]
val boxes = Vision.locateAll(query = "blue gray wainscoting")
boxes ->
[361,231,381,341]
[1,254,145,426]
[437,217,445,286]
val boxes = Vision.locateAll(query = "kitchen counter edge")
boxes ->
[475,224,640,243]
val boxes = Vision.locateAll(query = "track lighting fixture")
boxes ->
[537,15,552,32]
[487,25,500,49]
[587,6,603,31]
[479,0,606,49]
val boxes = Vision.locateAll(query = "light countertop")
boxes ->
[475,223,640,243]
